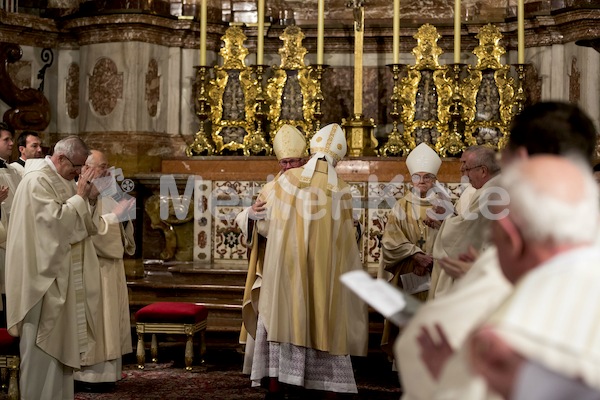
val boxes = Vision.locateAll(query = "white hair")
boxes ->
[500,158,599,246]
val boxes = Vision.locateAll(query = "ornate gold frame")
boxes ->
[207,26,258,154]
[398,24,453,155]
[265,25,317,143]
[461,24,518,150]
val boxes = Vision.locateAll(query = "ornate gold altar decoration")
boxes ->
[206,26,270,155]
[265,26,316,145]
[145,194,194,261]
[392,24,455,156]
[461,24,518,150]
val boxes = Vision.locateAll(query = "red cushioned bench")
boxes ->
[0,328,19,400]
[135,302,208,371]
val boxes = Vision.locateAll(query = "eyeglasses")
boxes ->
[411,174,436,183]
[278,158,303,168]
[463,165,484,173]
[63,155,85,170]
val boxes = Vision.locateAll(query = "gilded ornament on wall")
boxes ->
[207,26,257,154]
[265,25,316,144]
[461,24,518,150]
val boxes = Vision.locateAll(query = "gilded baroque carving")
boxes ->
[265,25,315,143]
[207,26,257,154]
[398,24,451,154]
[145,194,194,261]
[89,57,123,116]
[461,24,517,150]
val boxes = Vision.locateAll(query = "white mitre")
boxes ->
[300,123,347,191]
[272,124,306,160]
[406,143,442,175]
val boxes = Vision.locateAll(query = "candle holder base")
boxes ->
[342,114,378,157]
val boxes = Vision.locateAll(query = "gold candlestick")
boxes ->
[186,65,215,156]
[311,64,328,138]
[380,64,414,156]
[513,63,527,115]
[243,64,272,156]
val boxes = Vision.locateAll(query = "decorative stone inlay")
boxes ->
[194,179,213,262]
[89,57,123,116]
[145,58,160,117]
[367,208,390,264]
[213,206,246,260]
[66,62,80,119]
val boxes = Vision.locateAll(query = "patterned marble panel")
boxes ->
[213,206,247,260]
[366,208,392,265]
[367,180,406,210]
[66,63,80,119]
[89,57,123,116]
[213,180,253,206]
[193,178,213,262]
[354,208,366,265]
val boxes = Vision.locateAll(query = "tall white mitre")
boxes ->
[272,124,307,160]
[300,123,347,191]
[406,143,442,176]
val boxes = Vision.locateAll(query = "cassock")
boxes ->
[378,190,439,353]
[0,162,21,312]
[5,158,101,400]
[75,196,135,383]
[428,174,501,299]
[251,160,368,393]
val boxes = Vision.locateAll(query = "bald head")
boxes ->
[86,150,108,170]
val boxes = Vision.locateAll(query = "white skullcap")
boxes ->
[272,124,306,160]
[300,123,347,191]
[406,143,441,176]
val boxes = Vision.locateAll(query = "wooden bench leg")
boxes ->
[136,332,146,369]
[185,334,193,371]
[199,330,206,364]
[151,334,158,363]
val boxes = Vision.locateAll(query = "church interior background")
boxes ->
[0,0,598,334]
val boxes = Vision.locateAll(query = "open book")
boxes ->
[340,270,422,327]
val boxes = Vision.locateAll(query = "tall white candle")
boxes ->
[257,0,265,64]
[518,0,525,64]
[454,0,461,63]
[393,0,400,64]
[200,0,207,66]
[317,0,325,64]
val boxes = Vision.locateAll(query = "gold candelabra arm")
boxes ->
[513,63,527,115]
[380,64,415,156]
[437,63,467,156]
[186,66,215,156]
[243,64,272,156]
[311,64,328,137]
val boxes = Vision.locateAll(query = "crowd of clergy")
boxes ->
[237,101,600,400]
[0,124,135,399]
[0,99,597,400]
